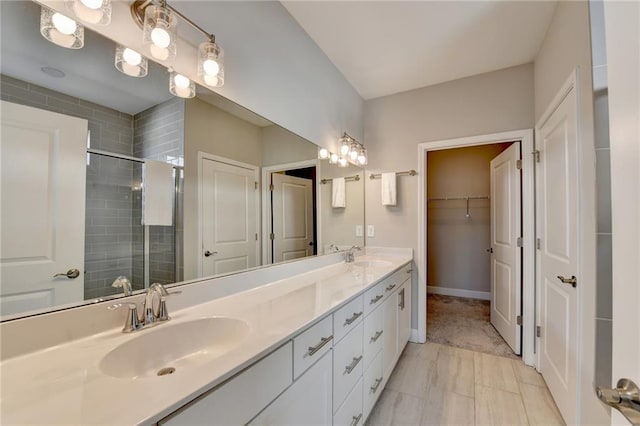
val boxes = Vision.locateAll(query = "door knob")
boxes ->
[308,241,314,246]
[597,378,640,425]
[556,275,577,288]
[204,250,218,257]
[53,269,80,279]
[486,248,494,253]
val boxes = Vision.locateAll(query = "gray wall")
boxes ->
[363,63,535,328]
[261,125,318,167]
[0,74,138,300]
[427,143,511,295]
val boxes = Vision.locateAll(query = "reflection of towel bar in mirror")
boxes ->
[321,174,360,184]
[369,170,417,179]
[427,195,489,201]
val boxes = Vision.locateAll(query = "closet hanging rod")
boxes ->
[427,195,490,201]
[321,174,360,185]
[87,148,184,169]
[369,170,417,179]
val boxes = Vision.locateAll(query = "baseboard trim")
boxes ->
[427,286,491,301]
[409,328,422,343]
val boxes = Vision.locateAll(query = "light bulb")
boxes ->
[329,153,339,164]
[80,0,103,9]
[338,157,348,167]
[122,48,142,66]
[358,154,366,165]
[173,74,190,89]
[204,75,219,86]
[340,142,350,156]
[52,13,77,35]
[151,27,170,48]
[349,149,358,161]
[203,59,220,76]
[318,148,329,159]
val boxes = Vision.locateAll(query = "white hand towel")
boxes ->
[143,160,174,226]
[381,172,397,206]
[332,177,346,208]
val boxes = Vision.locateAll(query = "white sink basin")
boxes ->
[100,317,250,379]
[352,260,393,268]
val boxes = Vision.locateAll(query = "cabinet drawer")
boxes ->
[160,342,293,426]
[333,377,364,426]
[333,322,364,410]
[293,315,333,379]
[362,304,384,369]
[333,295,364,343]
[363,350,384,421]
[383,264,412,296]
[363,282,385,316]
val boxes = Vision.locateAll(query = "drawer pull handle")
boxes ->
[351,413,363,426]
[370,294,383,305]
[307,335,333,356]
[370,330,384,343]
[344,355,363,375]
[370,377,383,394]
[344,311,363,326]
[385,283,396,292]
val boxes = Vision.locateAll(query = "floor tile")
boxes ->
[511,359,546,388]
[365,389,424,426]
[420,387,475,426]
[519,382,565,425]
[385,351,432,397]
[475,384,529,426]
[474,352,520,394]
[428,344,475,398]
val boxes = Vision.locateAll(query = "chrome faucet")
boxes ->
[110,283,180,333]
[111,276,132,296]
[345,245,362,263]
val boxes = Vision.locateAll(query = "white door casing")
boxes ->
[490,142,522,355]
[536,81,579,425]
[0,101,87,316]
[198,153,259,277]
[271,173,314,263]
[604,1,640,424]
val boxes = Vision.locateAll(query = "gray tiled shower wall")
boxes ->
[1,74,184,299]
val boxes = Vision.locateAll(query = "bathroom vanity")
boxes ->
[0,249,413,425]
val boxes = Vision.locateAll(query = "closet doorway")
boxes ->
[426,142,521,358]
[417,129,536,366]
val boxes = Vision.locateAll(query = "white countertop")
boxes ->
[0,252,412,425]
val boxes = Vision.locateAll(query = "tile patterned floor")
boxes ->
[366,342,565,426]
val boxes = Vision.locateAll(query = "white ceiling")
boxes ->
[282,1,557,100]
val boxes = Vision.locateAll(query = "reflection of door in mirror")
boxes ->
[270,168,317,263]
[0,101,87,316]
[198,153,259,277]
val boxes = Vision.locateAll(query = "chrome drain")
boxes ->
[157,367,176,376]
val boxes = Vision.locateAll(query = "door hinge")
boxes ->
[536,238,541,249]
[269,184,274,191]
[532,150,541,163]
[516,159,522,170]
[269,233,275,240]
[536,326,542,338]
[255,233,258,241]
[516,315,522,326]
[255,181,258,190]
[517,237,523,247]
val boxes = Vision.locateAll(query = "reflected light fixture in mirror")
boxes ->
[142,2,177,61]
[66,0,111,25]
[318,147,330,159]
[198,39,224,87]
[115,45,148,77]
[329,152,339,164]
[170,71,195,98]
[338,156,348,167]
[340,137,350,156]
[40,7,84,49]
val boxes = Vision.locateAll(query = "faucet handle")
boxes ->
[157,296,170,322]
[109,303,143,333]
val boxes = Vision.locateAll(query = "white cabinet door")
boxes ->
[397,279,412,353]
[382,293,398,379]
[1,101,87,316]
[250,351,332,426]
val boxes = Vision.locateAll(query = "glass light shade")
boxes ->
[142,5,177,61]
[318,148,329,159]
[40,7,84,49]
[169,72,195,98]
[348,143,359,161]
[357,148,368,165]
[340,138,350,156]
[329,153,339,164]
[66,0,111,25]
[338,157,348,168]
[198,41,225,87]
[115,45,148,77]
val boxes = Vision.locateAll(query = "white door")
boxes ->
[605,2,640,424]
[537,86,579,425]
[199,156,258,277]
[489,143,522,355]
[271,173,314,263]
[0,101,87,316]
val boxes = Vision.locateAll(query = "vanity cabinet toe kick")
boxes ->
[159,261,412,426]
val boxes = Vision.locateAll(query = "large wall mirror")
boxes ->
[0,1,364,320]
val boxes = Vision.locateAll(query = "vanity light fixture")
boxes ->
[357,147,368,166]
[329,152,339,165]
[198,39,224,88]
[338,156,349,168]
[66,0,111,25]
[169,71,195,98]
[141,1,177,61]
[348,142,359,162]
[337,132,367,166]
[40,7,84,49]
[115,45,148,77]
[318,147,330,160]
[340,136,350,156]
